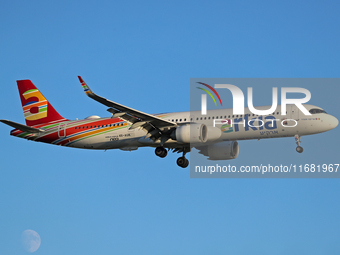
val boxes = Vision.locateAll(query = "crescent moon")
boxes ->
[21,229,41,253]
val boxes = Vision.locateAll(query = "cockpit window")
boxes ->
[309,108,327,114]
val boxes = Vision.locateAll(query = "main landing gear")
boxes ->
[154,146,189,168]
[177,155,189,168]
[295,134,303,153]
[176,148,189,168]
[155,146,167,158]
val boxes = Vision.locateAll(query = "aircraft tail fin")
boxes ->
[17,80,67,126]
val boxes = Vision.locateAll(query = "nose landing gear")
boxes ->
[295,134,303,153]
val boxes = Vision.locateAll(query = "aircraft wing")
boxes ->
[78,76,177,140]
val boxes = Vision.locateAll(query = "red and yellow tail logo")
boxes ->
[22,89,48,121]
[17,80,67,126]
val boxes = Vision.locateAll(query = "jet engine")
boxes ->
[205,126,222,142]
[197,141,239,160]
[170,123,208,144]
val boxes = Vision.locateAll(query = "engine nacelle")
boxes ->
[171,123,208,144]
[198,141,239,160]
[205,126,221,142]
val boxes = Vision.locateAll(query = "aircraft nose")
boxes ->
[328,115,339,130]
[332,116,339,128]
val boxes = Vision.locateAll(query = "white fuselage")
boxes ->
[54,104,338,150]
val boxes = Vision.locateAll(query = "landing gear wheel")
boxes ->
[184,158,189,168]
[294,135,303,153]
[177,156,189,168]
[155,146,167,158]
[296,146,303,153]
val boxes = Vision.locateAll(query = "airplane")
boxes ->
[0,77,338,168]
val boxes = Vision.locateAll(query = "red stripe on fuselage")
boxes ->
[38,118,125,144]
[11,118,127,145]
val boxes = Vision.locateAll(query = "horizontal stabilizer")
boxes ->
[0,119,45,133]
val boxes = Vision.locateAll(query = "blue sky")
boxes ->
[0,0,339,254]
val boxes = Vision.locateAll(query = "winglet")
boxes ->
[78,76,93,95]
